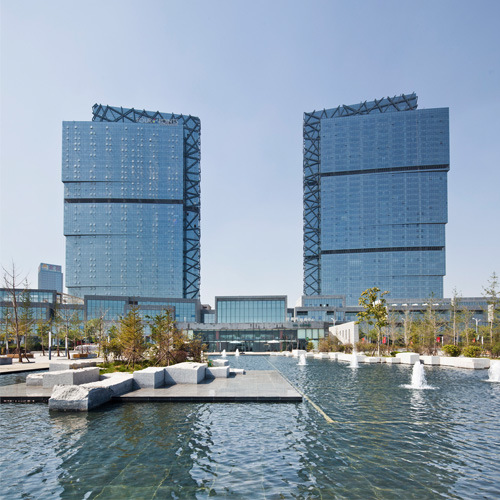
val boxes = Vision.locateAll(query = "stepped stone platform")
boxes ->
[115,370,301,403]
[1,366,301,407]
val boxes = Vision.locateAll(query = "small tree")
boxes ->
[19,285,35,359]
[85,316,107,356]
[2,264,27,362]
[410,298,445,354]
[186,333,207,363]
[147,308,184,366]
[36,319,50,355]
[483,272,500,345]
[117,307,146,368]
[356,287,389,356]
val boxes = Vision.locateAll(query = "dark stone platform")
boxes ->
[0,370,302,405]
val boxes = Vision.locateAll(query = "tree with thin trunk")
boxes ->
[147,308,185,366]
[356,287,389,356]
[20,284,35,360]
[36,319,50,355]
[2,264,29,362]
[483,272,499,345]
[117,307,146,368]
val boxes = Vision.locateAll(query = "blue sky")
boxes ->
[1,0,499,306]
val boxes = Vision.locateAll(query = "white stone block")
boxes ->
[420,355,441,366]
[337,353,351,362]
[43,367,100,388]
[306,352,315,358]
[205,366,230,378]
[164,362,207,385]
[440,357,490,369]
[26,373,44,386]
[314,353,328,359]
[49,384,110,411]
[229,368,246,375]
[396,352,420,364]
[133,367,165,388]
[49,360,97,371]
[362,357,381,363]
[328,352,339,360]
[84,373,135,396]
[212,359,229,367]
[292,349,307,358]
[384,357,401,364]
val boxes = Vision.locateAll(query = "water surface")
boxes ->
[1,357,499,499]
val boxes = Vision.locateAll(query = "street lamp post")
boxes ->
[473,317,481,343]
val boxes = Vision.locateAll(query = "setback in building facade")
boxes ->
[62,105,201,299]
[304,93,449,305]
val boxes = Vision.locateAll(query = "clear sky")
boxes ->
[1,0,499,306]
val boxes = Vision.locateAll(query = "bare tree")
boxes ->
[2,263,30,362]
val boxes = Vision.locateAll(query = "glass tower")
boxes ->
[63,105,201,299]
[38,263,63,293]
[303,93,449,305]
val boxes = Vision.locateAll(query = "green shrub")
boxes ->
[442,344,461,357]
[462,345,482,358]
[490,343,500,358]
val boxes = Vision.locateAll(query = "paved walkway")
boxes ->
[0,352,83,374]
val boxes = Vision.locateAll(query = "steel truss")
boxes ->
[303,93,418,296]
[92,104,201,300]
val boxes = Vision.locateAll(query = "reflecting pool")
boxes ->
[1,357,499,499]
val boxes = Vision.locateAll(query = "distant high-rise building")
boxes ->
[62,105,201,298]
[38,263,63,293]
[303,93,449,305]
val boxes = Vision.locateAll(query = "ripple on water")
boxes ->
[1,356,499,499]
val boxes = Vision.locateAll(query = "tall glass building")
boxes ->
[63,105,201,299]
[303,93,449,305]
[38,263,63,294]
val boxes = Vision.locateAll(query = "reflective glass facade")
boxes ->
[304,94,449,305]
[63,105,200,299]
[38,263,63,294]
[215,296,287,323]
[84,296,199,323]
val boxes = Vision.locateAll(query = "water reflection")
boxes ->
[1,357,499,498]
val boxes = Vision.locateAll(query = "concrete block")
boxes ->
[362,357,381,363]
[229,368,246,375]
[0,357,13,365]
[337,353,351,362]
[328,352,339,360]
[49,384,110,411]
[43,367,100,388]
[440,357,490,369]
[305,352,315,358]
[314,353,328,359]
[292,349,307,358]
[133,367,165,388]
[49,360,97,371]
[164,362,207,385]
[396,353,420,364]
[212,359,229,367]
[26,373,44,386]
[420,355,441,366]
[384,357,401,364]
[84,373,135,396]
[205,366,230,378]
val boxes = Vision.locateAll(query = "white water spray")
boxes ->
[298,354,307,366]
[488,361,500,382]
